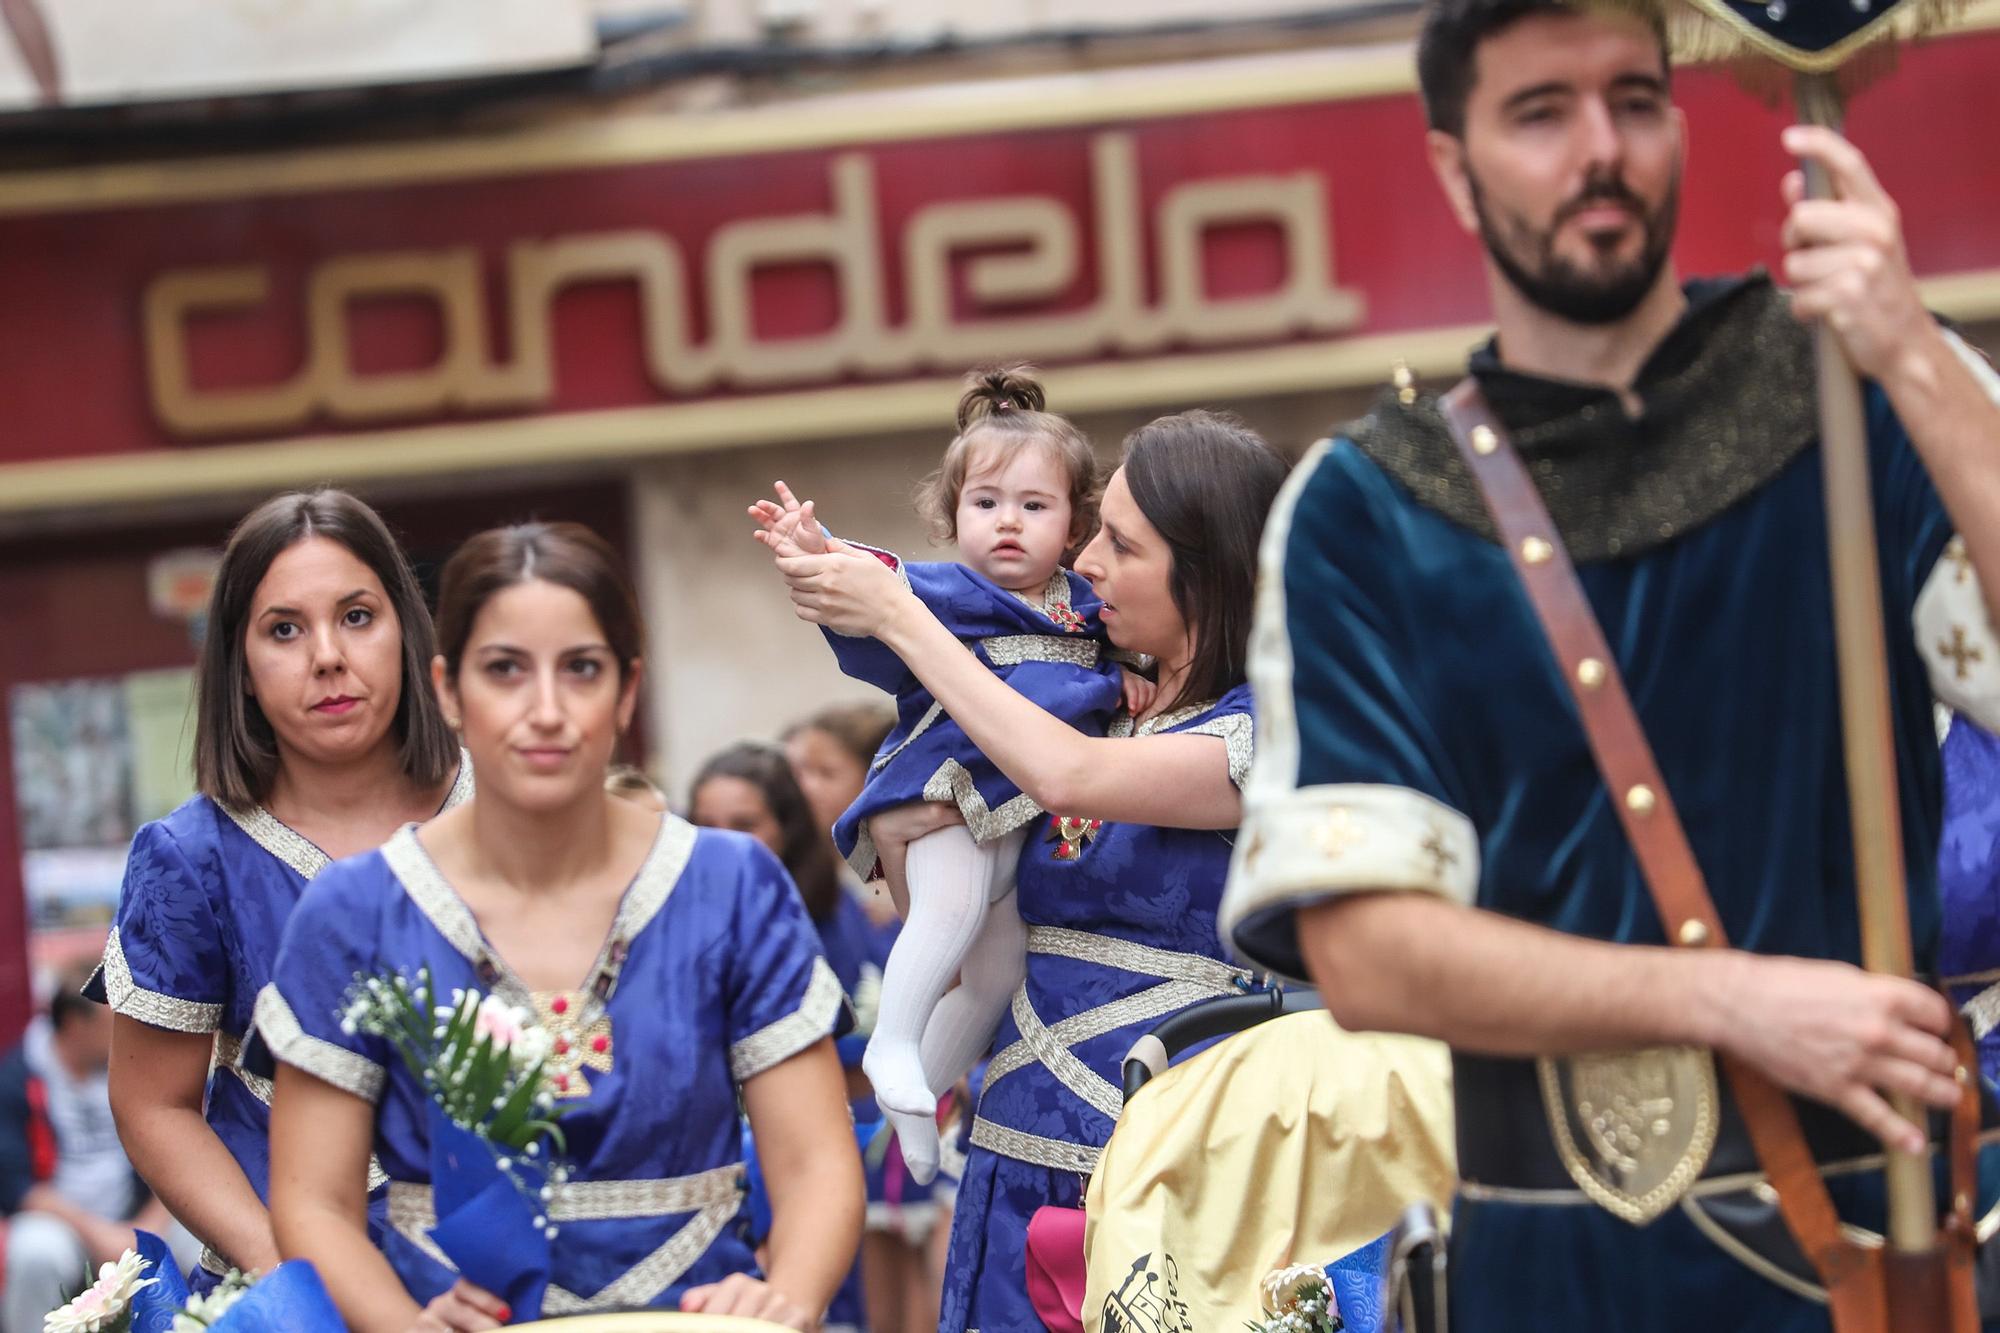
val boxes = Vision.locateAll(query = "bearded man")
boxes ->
[1219,1,2000,1328]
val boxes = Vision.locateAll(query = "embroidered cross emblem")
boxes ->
[1420,827,1458,880]
[1049,602,1087,634]
[1314,808,1363,860]
[1939,625,1987,682]
[1944,537,1974,585]
[1046,815,1102,861]
[535,991,614,1099]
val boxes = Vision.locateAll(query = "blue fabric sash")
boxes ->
[428,1108,554,1322]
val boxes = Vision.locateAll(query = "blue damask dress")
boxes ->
[251,818,848,1319]
[827,558,1125,880]
[84,764,471,1289]
[939,687,1256,1333]
[1940,715,2000,1086]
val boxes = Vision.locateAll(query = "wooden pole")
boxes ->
[1794,71,1937,1256]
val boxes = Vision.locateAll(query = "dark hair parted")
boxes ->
[435,522,644,681]
[692,742,845,922]
[194,489,457,811]
[915,365,1100,549]
[1417,0,1669,137]
[783,701,896,770]
[1120,411,1290,715]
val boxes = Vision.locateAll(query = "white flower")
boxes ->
[1260,1263,1331,1317]
[171,1273,252,1332]
[45,1250,157,1333]
[509,1024,553,1069]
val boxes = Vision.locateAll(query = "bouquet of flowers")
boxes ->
[341,968,573,1322]
[47,1234,344,1333]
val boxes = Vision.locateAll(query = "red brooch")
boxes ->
[1049,603,1087,634]
[1046,815,1103,861]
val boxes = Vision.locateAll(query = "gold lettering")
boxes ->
[147,131,1369,438]
[308,249,487,422]
[903,196,1087,365]
[705,153,890,383]
[1155,170,1364,343]
[144,266,318,435]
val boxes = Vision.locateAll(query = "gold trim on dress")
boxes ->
[98,931,223,1034]
[252,984,387,1102]
[727,958,846,1083]
[388,1165,744,1312]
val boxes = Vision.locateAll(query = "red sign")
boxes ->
[2,29,1998,479]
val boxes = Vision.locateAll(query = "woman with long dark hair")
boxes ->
[88,489,466,1290]
[757,410,1289,1333]
[258,522,861,1332]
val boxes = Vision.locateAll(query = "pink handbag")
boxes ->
[1025,1205,1089,1333]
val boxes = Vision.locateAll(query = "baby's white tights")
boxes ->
[862,822,1028,1185]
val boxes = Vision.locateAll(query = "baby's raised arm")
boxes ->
[749,481,832,559]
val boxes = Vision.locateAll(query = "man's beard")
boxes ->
[1469,163,1681,325]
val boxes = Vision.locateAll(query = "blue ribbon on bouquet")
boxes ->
[427,1106,555,1323]
[127,1230,191,1333]
[127,1233,343,1332]
[1326,1231,1392,1333]
[207,1264,344,1331]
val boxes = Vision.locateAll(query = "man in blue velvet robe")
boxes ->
[1218,2,2000,1329]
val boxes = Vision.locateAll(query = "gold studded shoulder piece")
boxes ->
[1348,273,1815,563]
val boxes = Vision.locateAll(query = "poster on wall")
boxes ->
[9,668,196,939]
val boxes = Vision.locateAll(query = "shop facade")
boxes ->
[2,25,1999,1035]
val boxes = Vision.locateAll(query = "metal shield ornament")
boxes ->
[1537,1046,1721,1224]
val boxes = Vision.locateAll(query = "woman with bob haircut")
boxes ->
[759,409,1290,1333]
[258,522,862,1333]
[87,488,467,1289]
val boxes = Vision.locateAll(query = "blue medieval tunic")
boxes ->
[826,559,1125,880]
[85,763,470,1289]
[1221,276,2000,1332]
[251,818,848,1319]
[940,687,1255,1333]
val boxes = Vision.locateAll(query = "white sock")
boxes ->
[863,823,1010,1183]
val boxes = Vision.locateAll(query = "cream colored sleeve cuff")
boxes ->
[1219,783,1479,982]
[1914,332,2000,729]
[1917,539,2000,731]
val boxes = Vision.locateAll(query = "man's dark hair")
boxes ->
[1417,0,1670,137]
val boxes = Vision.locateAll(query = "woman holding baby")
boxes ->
[753,370,1287,1333]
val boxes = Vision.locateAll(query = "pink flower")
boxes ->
[473,996,529,1051]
